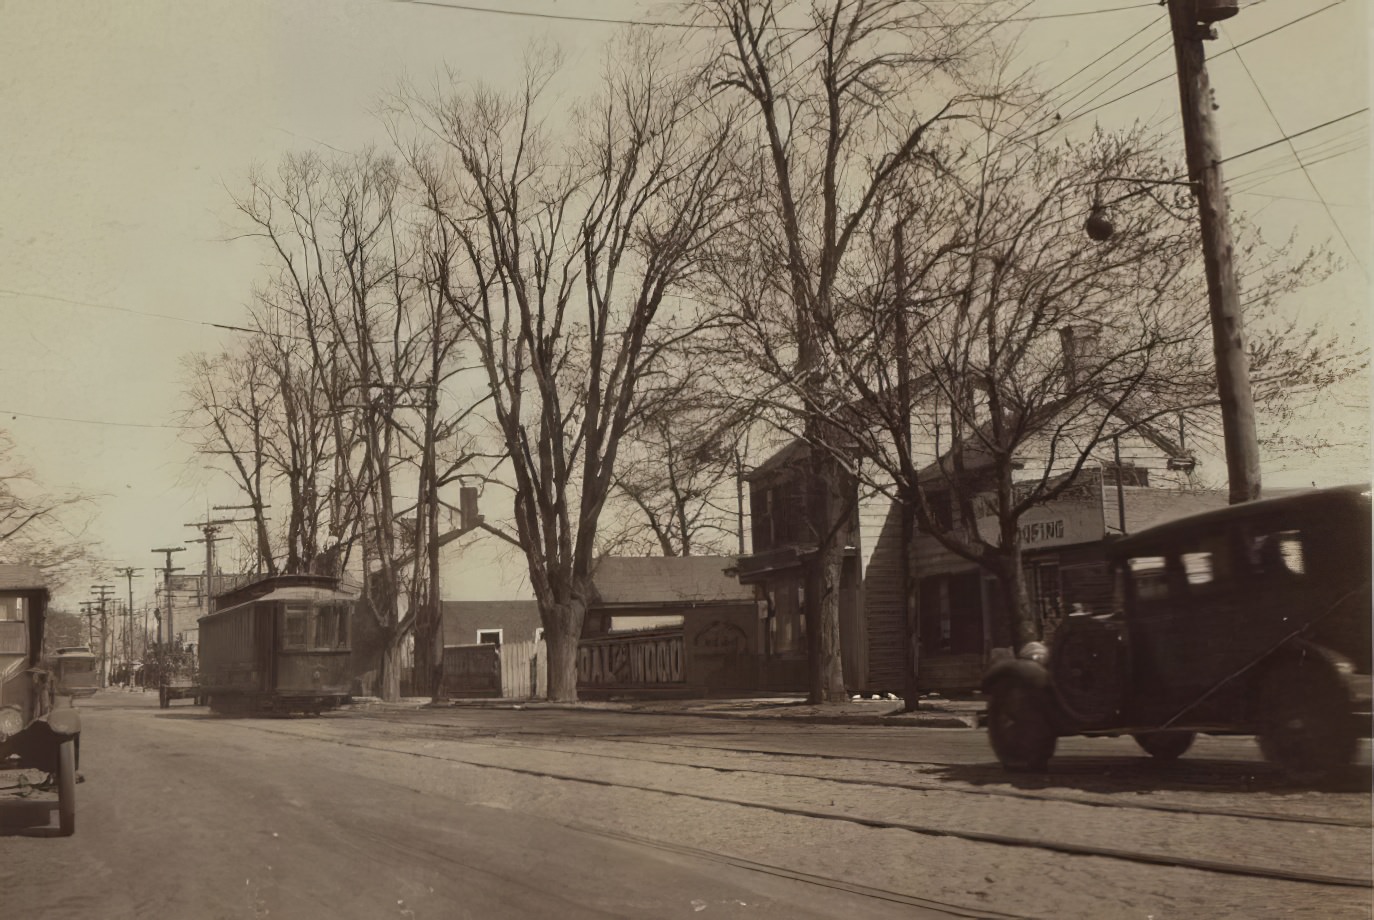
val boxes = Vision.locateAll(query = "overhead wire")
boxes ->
[1027,0,1351,141]
[1221,26,1365,272]
[390,0,1163,31]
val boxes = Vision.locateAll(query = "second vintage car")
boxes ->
[983,484,1372,782]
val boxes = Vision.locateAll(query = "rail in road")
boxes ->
[228,712,1371,895]
[344,713,1370,829]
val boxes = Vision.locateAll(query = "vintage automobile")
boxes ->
[50,647,100,699]
[983,484,1372,782]
[0,565,81,835]
[198,573,356,715]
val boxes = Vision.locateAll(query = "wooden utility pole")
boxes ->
[894,221,922,712]
[91,584,115,687]
[116,567,142,672]
[1166,0,1260,505]
[151,547,186,647]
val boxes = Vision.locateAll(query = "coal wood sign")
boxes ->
[578,630,685,687]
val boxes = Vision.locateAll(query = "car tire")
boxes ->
[56,738,77,836]
[987,681,1057,772]
[1257,657,1356,784]
[1132,730,1195,761]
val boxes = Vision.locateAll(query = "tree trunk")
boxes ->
[544,599,585,702]
[995,548,1040,652]
[806,444,847,703]
[378,635,403,702]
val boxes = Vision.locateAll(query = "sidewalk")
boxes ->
[352,693,985,729]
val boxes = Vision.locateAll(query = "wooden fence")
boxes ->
[401,637,547,699]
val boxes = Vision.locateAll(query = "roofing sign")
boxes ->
[975,498,1104,550]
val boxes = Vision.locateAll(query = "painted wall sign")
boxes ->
[578,631,685,686]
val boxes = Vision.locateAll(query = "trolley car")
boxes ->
[0,565,81,835]
[50,647,99,699]
[198,574,356,715]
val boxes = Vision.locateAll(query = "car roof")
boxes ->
[1109,483,1370,558]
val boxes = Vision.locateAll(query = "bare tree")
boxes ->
[0,431,95,586]
[609,361,752,557]
[806,110,1361,657]
[228,151,457,701]
[399,39,741,700]
[697,0,994,701]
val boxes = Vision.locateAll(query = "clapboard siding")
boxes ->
[862,501,907,691]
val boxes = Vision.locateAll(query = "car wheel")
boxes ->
[56,738,77,836]
[1257,657,1356,784]
[987,681,1057,772]
[1132,730,1195,761]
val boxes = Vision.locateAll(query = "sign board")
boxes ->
[578,630,686,688]
[975,497,1104,551]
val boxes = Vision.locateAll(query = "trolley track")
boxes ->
[341,712,1372,829]
[228,716,1373,891]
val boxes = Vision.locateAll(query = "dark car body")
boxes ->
[983,485,1372,780]
[0,566,81,834]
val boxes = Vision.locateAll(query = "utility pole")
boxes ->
[894,220,923,713]
[1166,0,1260,505]
[79,601,97,649]
[188,513,253,613]
[116,567,142,675]
[151,547,186,648]
[91,584,115,687]
[214,503,271,578]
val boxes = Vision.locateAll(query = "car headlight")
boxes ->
[0,706,22,740]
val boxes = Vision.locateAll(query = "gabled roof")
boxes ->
[589,556,753,607]
[0,564,47,592]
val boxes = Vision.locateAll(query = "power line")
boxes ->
[390,0,1162,30]
[1222,26,1364,273]
[1220,108,1369,167]
[0,287,264,337]
[0,408,186,430]
[1040,0,1351,135]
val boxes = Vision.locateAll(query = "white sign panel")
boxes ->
[975,498,1104,550]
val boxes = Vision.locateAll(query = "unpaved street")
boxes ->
[2,693,1369,919]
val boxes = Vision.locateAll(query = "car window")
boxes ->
[1246,529,1305,579]
[1181,552,1214,585]
[1127,556,1170,601]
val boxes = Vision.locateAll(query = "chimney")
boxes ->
[1058,324,1101,388]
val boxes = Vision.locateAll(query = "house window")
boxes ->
[477,629,503,647]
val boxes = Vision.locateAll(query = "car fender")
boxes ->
[981,658,1051,694]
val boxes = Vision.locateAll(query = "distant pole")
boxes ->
[91,584,115,687]
[1113,437,1128,535]
[895,220,922,713]
[1166,0,1260,505]
[116,567,142,678]
[152,547,186,648]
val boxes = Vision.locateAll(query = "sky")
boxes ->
[0,0,1368,609]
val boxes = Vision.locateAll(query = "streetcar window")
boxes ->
[284,604,309,648]
[313,606,338,649]
[337,606,351,649]
[0,597,22,621]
